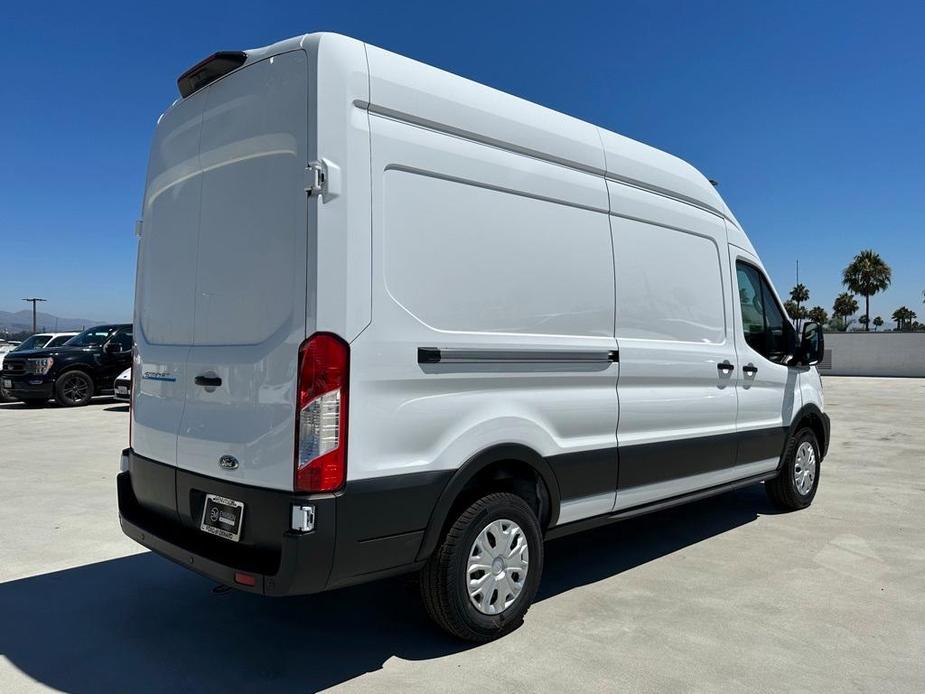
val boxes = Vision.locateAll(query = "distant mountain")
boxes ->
[0,309,115,334]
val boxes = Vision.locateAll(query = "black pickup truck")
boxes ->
[1,323,133,406]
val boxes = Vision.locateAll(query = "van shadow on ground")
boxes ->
[0,484,777,693]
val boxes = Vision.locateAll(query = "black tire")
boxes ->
[766,428,821,510]
[420,492,543,642]
[55,370,94,407]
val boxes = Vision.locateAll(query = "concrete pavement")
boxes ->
[1,378,923,693]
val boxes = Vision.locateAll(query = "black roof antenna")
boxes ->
[708,179,719,187]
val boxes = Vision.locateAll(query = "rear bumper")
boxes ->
[117,449,449,595]
[117,451,336,595]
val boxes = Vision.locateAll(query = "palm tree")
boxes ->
[892,306,915,331]
[788,283,810,329]
[833,292,859,331]
[783,300,805,324]
[842,250,892,331]
[891,307,902,330]
[807,306,828,325]
[873,316,884,331]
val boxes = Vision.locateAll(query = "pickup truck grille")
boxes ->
[2,358,25,374]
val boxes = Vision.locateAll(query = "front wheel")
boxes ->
[55,371,94,407]
[766,428,821,510]
[420,492,543,642]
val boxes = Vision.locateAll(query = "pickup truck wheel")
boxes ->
[766,428,820,510]
[55,371,94,407]
[420,492,543,642]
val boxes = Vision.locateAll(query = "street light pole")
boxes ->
[21,298,47,334]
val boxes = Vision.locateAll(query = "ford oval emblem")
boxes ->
[219,455,239,471]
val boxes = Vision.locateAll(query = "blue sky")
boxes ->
[2,1,923,324]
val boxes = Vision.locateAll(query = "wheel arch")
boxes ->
[789,403,830,460]
[415,443,561,562]
[54,364,94,382]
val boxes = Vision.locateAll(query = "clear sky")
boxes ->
[2,1,923,324]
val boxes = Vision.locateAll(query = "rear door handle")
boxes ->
[195,375,222,387]
[717,361,734,373]
[742,364,758,376]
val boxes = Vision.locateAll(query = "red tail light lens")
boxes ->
[295,333,349,492]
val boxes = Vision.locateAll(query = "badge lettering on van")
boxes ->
[142,371,176,382]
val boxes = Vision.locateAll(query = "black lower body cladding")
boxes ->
[117,450,452,595]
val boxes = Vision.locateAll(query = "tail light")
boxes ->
[295,333,349,492]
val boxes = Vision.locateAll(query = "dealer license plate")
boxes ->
[200,494,244,542]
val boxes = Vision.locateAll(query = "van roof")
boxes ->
[168,32,745,237]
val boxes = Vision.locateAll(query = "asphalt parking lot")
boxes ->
[1,377,923,693]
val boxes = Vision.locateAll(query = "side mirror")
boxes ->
[799,322,824,366]
[103,342,126,356]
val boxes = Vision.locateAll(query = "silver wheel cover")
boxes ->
[793,441,817,496]
[467,518,529,615]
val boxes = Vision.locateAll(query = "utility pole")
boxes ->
[21,298,47,334]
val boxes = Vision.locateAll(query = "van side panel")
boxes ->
[606,181,741,510]
[364,44,605,175]
[349,111,619,529]
[598,128,726,217]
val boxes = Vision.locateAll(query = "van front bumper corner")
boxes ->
[116,452,337,596]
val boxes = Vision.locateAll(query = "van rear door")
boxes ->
[134,50,309,490]
[133,91,204,466]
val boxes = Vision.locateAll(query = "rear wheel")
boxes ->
[55,371,94,407]
[766,428,820,510]
[420,492,543,642]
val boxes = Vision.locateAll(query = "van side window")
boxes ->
[735,262,792,362]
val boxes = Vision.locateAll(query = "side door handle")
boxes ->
[195,375,222,387]
[742,364,758,376]
[717,361,734,373]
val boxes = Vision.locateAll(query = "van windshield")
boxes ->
[65,327,114,347]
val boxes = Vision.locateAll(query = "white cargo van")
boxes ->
[120,33,829,642]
